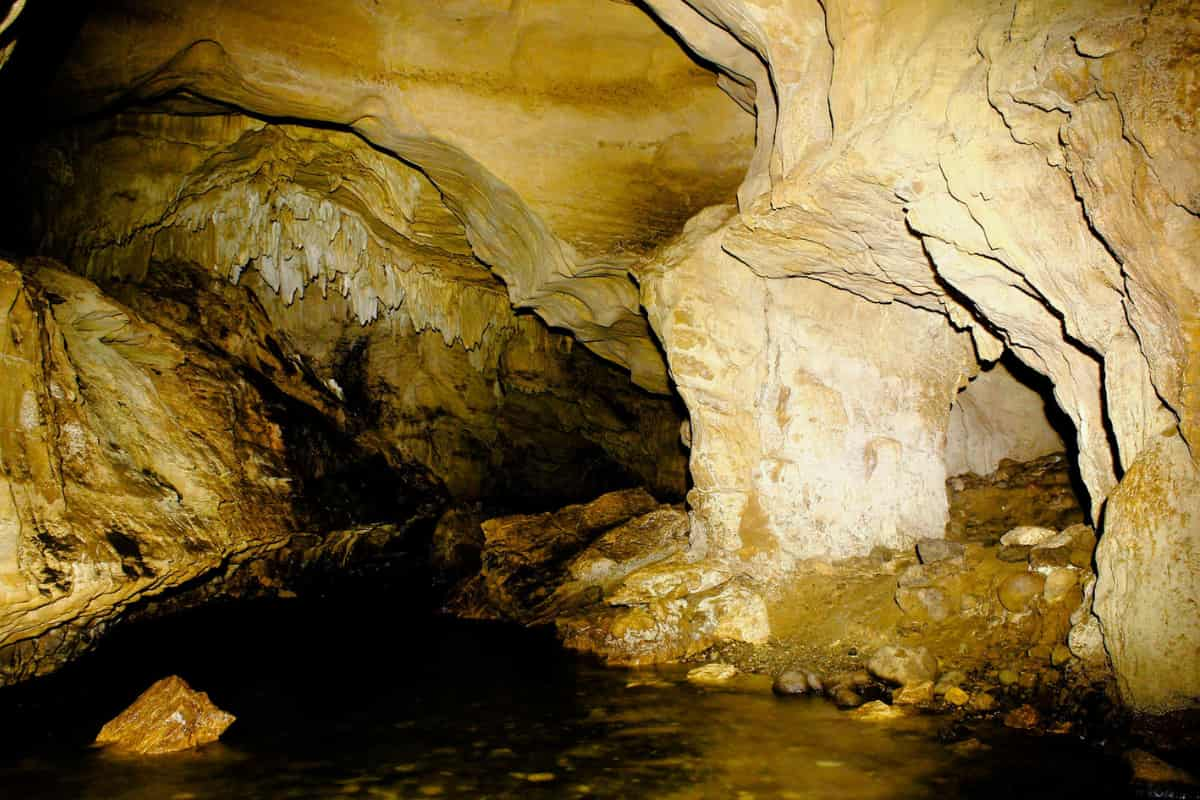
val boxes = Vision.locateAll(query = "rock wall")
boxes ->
[0,257,443,681]
[640,206,978,570]
[638,0,1198,711]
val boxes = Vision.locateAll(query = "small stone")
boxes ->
[867,645,939,687]
[1018,671,1039,690]
[833,687,865,709]
[997,545,1031,563]
[1069,616,1108,665]
[933,670,966,696]
[1003,705,1040,730]
[1042,569,1078,603]
[998,572,1045,612]
[687,663,738,685]
[1050,644,1073,666]
[524,773,557,783]
[1027,644,1052,661]
[892,681,934,706]
[1000,526,1058,547]
[944,687,970,706]
[805,672,825,693]
[968,692,997,712]
[998,669,1019,686]
[852,700,906,721]
[1059,524,1097,553]
[830,670,872,690]
[773,670,813,696]
[94,675,235,755]
[1029,545,1072,569]
[916,539,965,565]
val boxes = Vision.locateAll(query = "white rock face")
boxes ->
[946,363,1066,478]
[639,0,1199,711]
[641,207,977,569]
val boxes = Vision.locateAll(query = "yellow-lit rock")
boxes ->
[95,675,235,754]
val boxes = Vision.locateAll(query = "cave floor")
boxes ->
[0,586,1124,799]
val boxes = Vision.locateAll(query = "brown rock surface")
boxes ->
[95,675,235,754]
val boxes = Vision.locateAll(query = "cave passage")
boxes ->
[0,0,1198,795]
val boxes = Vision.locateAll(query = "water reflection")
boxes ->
[0,596,1117,799]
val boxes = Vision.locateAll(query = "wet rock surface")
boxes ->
[94,675,234,754]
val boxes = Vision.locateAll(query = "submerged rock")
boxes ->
[94,675,235,754]
[1125,750,1198,794]
[686,663,738,685]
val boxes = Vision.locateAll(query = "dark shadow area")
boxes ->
[0,0,98,250]
[998,350,1093,518]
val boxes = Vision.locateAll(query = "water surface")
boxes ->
[0,586,1123,799]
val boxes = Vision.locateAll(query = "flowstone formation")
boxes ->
[1,0,1197,715]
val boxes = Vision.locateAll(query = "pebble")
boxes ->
[944,687,970,706]
[892,681,934,706]
[1050,644,1073,666]
[895,586,951,621]
[1029,545,1072,569]
[1003,704,1041,730]
[916,539,965,565]
[772,670,813,696]
[687,663,738,685]
[852,700,906,721]
[867,645,939,686]
[1042,568,1078,603]
[998,669,1019,686]
[833,687,865,709]
[968,692,997,712]
[998,572,1045,612]
[934,670,967,696]
[1000,526,1058,547]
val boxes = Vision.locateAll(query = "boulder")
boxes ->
[95,676,235,754]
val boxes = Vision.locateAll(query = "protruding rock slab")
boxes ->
[95,675,235,754]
